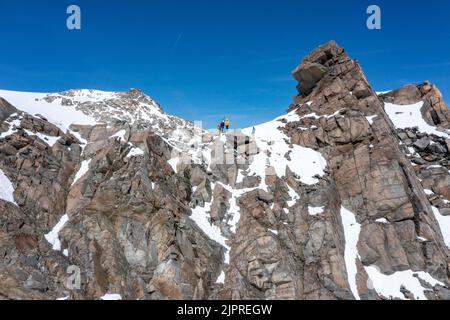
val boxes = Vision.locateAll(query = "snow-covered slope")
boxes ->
[0,90,97,131]
[241,111,327,186]
[384,101,449,138]
[0,89,210,165]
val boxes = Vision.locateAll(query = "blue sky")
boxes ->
[1,0,449,128]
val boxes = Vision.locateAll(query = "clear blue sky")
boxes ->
[1,0,449,128]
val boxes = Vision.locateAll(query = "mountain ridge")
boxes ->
[1,40,450,300]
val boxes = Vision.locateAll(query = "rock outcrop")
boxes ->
[0,41,449,300]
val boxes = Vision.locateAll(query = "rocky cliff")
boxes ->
[1,41,450,300]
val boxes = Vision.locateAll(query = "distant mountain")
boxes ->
[1,41,450,300]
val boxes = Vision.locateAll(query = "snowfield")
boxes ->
[384,102,449,138]
[0,90,98,132]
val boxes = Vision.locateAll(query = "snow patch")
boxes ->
[366,115,378,125]
[384,102,449,138]
[127,147,145,158]
[0,169,17,205]
[44,214,69,251]
[286,185,300,207]
[309,206,324,216]
[72,160,91,186]
[431,206,450,248]
[168,158,179,173]
[100,294,122,300]
[241,113,327,186]
[24,129,60,147]
[191,195,230,263]
[0,117,22,138]
[340,206,443,300]
[340,206,361,300]
[216,271,225,284]
[111,129,127,142]
[365,266,443,300]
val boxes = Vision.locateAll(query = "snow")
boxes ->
[426,165,443,169]
[340,206,444,300]
[0,90,98,132]
[190,182,262,265]
[168,157,179,173]
[24,129,60,147]
[127,147,145,158]
[100,294,122,300]
[111,129,127,142]
[236,170,245,184]
[286,185,300,207]
[241,111,327,186]
[375,218,389,224]
[0,113,60,146]
[384,102,449,138]
[299,109,344,120]
[309,206,324,216]
[340,206,361,300]
[366,115,378,125]
[0,116,21,138]
[71,160,91,186]
[56,296,69,300]
[269,229,278,235]
[44,214,69,251]
[424,189,434,195]
[216,271,225,284]
[69,130,88,151]
[376,90,392,95]
[221,183,260,234]
[365,266,443,300]
[0,169,17,205]
[190,195,230,263]
[431,206,450,248]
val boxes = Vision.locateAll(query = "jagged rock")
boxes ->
[379,85,422,105]
[414,137,431,150]
[0,98,17,123]
[1,41,450,301]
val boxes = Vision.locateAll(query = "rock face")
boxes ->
[1,41,450,300]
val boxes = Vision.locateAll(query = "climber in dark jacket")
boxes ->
[218,120,225,133]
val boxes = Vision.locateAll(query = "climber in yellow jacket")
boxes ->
[225,119,230,131]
